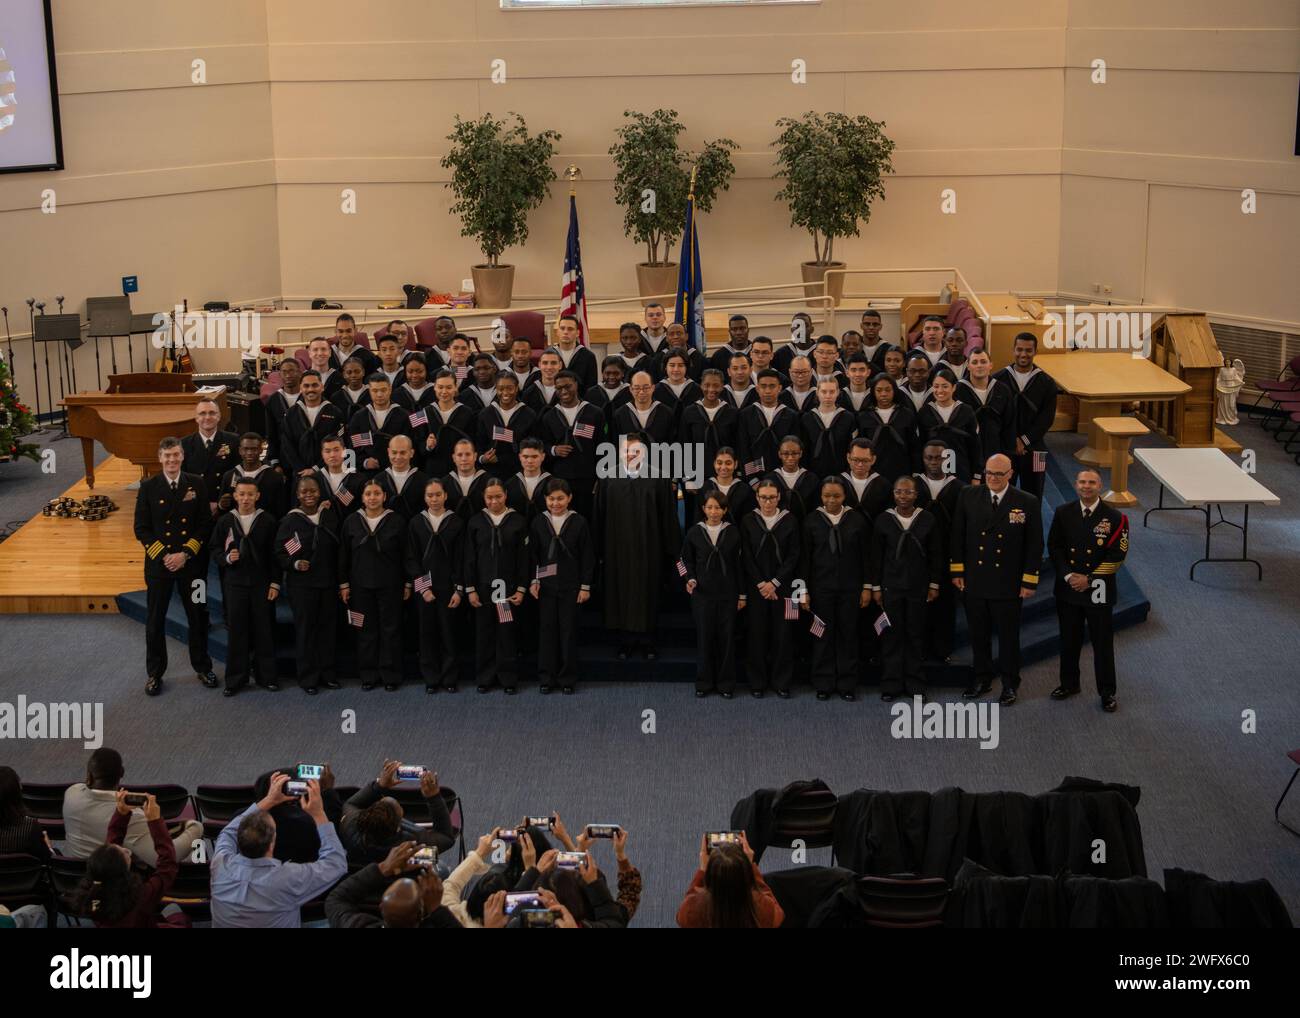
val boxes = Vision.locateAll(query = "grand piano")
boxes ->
[63,373,227,488]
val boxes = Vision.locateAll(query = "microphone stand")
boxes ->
[27,298,46,432]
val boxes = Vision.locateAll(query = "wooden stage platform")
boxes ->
[0,457,145,615]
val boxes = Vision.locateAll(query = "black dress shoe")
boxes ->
[304,686,319,696]
[816,691,830,701]
[1102,695,1118,713]
[1051,686,1079,700]
[384,683,399,692]
[999,688,1018,705]
[562,686,575,695]
[477,685,491,694]
[720,691,734,700]
[362,682,376,691]
[197,671,219,688]
[840,692,856,702]
[751,689,764,699]
[776,689,791,699]
[323,680,342,689]
[540,685,554,694]
[222,687,238,698]
[145,677,163,696]
[963,680,993,699]
[695,690,708,698]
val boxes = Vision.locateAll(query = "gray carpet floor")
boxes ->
[1,420,1297,928]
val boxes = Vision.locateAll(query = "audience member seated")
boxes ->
[325,841,463,928]
[676,832,784,928]
[339,760,454,865]
[0,766,51,859]
[69,791,190,928]
[252,765,344,863]
[62,749,202,868]
[210,774,347,928]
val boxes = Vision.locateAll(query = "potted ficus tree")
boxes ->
[441,113,561,308]
[609,109,736,303]
[772,111,895,306]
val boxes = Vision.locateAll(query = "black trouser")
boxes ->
[691,596,737,693]
[924,582,955,660]
[288,585,337,689]
[810,591,860,694]
[1011,450,1046,501]
[352,584,403,686]
[881,591,927,695]
[1057,600,1117,697]
[416,594,459,688]
[516,588,540,655]
[223,583,277,690]
[746,597,793,693]
[475,602,518,689]
[144,568,212,679]
[965,594,1023,689]
[538,590,580,687]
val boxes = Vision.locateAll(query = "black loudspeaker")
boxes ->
[225,390,266,437]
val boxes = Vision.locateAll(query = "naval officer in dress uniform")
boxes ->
[133,436,218,696]
[1047,468,1129,712]
[949,453,1042,705]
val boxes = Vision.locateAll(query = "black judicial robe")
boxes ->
[594,476,680,633]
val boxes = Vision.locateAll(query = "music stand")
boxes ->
[86,296,133,388]
[33,313,82,438]
[130,312,162,372]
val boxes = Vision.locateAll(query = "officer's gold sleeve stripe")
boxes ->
[1093,563,1119,575]
[185,538,202,555]
[147,541,164,559]
[1021,573,1039,584]
[949,561,964,573]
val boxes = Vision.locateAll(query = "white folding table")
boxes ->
[1134,447,1281,580]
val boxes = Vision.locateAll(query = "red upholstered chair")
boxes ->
[414,318,441,348]
[294,348,312,369]
[260,371,283,402]
[500,310,548,365]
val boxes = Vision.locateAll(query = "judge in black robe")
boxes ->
[594,437,681,658]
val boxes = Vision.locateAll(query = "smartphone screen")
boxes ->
[504,892,541,915]
[297,764,324,780]
[396,765,424,781]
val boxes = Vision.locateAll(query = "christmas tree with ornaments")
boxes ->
[0,350,39,464]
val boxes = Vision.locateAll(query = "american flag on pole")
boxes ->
[573,421,595,440]
[809,614,826,638]
[558,192,590,346]
[284,534,302,556]
[413,573,432,594]
[496,600,513,623]
[674,174,706,354]
[492,426,514,444]
[351,431,373,448]
[409,409,428,428]
[783,597,800,620]
[348,609,365,627]
[874,611,891,635]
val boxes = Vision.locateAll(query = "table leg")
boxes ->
[1103,435,1139,508]
[1189,503,1263,581]
[1075,401,1129,466]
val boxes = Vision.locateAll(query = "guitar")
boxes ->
[155,308,195,373]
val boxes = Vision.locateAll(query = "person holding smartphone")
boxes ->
[676,831,784,928]
[339,759,454,865]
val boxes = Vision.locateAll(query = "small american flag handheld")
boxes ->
[409,409,428,428]
[224,529,235,550]
[573,421,595,440]
[284,534,302,556]
[351,431,373,448]
[536,563,557,579]
[492,426,514,444]
[335,486,353,506]
[744,459,765,477]
[455,366,469,382]
[809,615,826,638]
[783,597,800,620]
[874,612,891,635]
[496,600,513,623]
[1032,450,1048,473]
[676,559,688,578]
[413,573,432,594]
[347,609,365,627]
